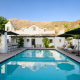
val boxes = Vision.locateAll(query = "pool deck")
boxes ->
[0,48,80,64]
[56,49,80,63]
[0,48,27,63]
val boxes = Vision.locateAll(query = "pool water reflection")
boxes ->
[0,50,80,80]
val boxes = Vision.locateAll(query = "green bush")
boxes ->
[65,37,72,41]
[43,37,50,48]
[64,23,68,28]
[17,37,24,48]
[69,42,72,48]
[49,45,55,48]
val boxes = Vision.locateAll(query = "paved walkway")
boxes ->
[0,48,27,63]
[56,49,80,63]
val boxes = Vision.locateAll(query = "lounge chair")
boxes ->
[57,44,66,49]
[63,44,70,51]
[67,45,77,53]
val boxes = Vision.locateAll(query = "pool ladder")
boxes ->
[40,44,41,50]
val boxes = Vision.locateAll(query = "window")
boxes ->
[7,26,9,31]
[33,27,36,30]
[50,39,53,43]
[59,39,61,42]
[27,39,29,42]
[44,29,46,32]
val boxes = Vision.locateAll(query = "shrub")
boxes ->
[49,45,55,48]
[17,37,24,48]
[65,37,72,41]
[43,37,50,48]
[69,42,72,48]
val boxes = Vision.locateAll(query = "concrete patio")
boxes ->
[0,48,27,63]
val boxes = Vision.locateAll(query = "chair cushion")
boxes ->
[71,46,74,49]
[62,44,66,47]
[66,44,70,48]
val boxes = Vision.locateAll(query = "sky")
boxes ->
[0,0,80,22]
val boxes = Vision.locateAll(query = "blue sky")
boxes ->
[0,0,80,22]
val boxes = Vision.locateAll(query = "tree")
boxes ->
[64,23,68,28]
[65,37,72,41]
[17,37,24,48]
[43,37,50,48]
[0,16,8,30]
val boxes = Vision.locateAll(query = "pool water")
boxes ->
[0,50,80,80]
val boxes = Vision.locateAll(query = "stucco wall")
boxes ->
[19,37,56,48]
[7,35,11,43]
[72,39,80,50]
[0,32,7,53]
[15,25,55,34]
[24,37,32,47]
[55,37,65,48]
[11,38,16,43]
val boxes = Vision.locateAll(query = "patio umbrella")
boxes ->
[57,63,75,71]
[65,28,80,56]
[57,33,73,37]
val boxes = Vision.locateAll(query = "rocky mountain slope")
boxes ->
[9,18,80,32]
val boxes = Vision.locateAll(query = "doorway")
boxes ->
[32,39,35,47]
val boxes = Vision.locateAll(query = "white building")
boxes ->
[5,20,65,48]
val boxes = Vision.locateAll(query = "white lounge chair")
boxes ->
[67,45,77,53]
[57,44,66,49]
[63,44,70,51]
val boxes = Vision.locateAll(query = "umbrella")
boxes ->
[67,74,80,80]
[57,33,73,37]
[66,28,80,56]
[57,63,75,71]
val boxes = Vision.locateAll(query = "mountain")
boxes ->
[9,18,80,32]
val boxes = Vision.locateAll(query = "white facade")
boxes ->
[23,37,56,48]
[0,32,7,53]
[55,37,65,48]
[5,20,15,32]
[72,39,80,50]
[5,21,65,48]
[15,25,55,34]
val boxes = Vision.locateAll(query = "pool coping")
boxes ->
[0,48,80,64]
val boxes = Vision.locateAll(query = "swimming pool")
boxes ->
[0,50,80,80]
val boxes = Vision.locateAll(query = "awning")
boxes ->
[0,29,6,34]
[57,33,73,37]
[7,31,19,35]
